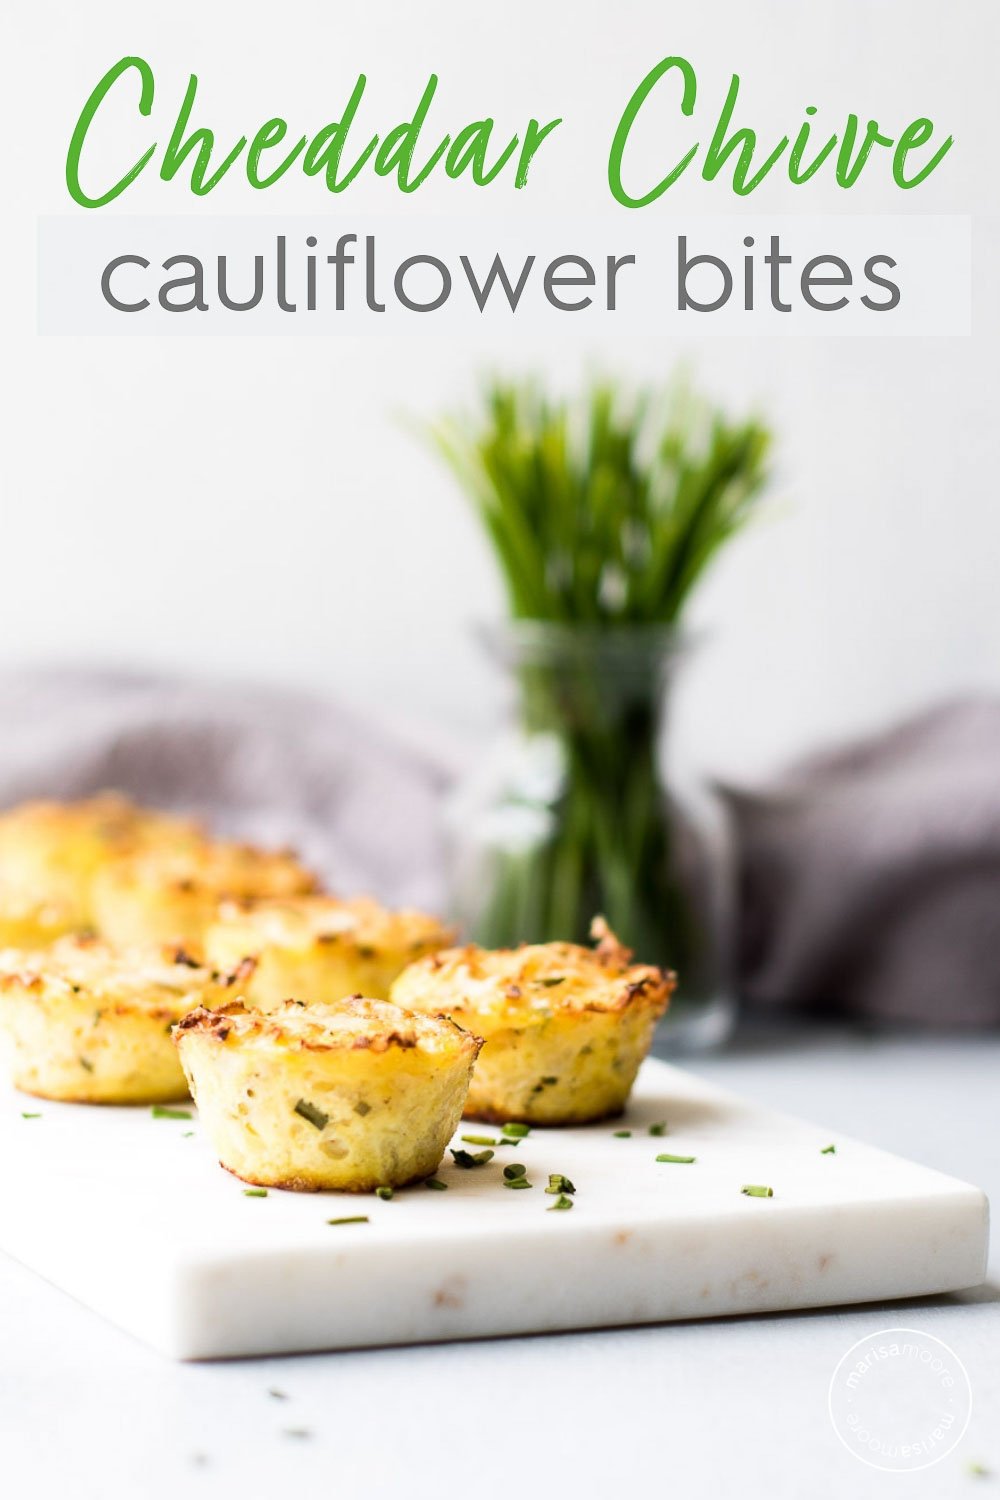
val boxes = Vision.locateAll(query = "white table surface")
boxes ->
[1,1026,997,1500]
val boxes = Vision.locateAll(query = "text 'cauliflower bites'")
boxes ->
[204,894,454,1008]
[92,839,319,955]
[175,996,481,1191]
[392,918,673,1125]
[0,936,241,1104]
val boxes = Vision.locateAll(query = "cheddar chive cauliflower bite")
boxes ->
[0,793,203,948]
[0,936,243,1104]
[175,996,482,1192]
[91,839,319,956]
[391,919,673,1125]
[204,894,455,1009]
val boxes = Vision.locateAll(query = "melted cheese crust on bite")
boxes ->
[0,936,237,1103]
[0,793,203,946]
[176,996,481,1191]
[204,895,454,1006]
[391,921,673,1125]
[91,839,319,954]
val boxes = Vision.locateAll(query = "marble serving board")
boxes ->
[0,1059,988,1360]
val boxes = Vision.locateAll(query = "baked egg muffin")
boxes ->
[204,894,454,1008]
[0,793,202,947]
[175,995,481,1191]
[391,918,673,1125]
[91,839,319,955]
[0,936,242,1103]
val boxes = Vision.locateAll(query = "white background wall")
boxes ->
[2,1,998,784]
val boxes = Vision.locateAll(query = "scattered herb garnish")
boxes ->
[613,1130,632,1139]
[354,1101,372,1117]
[540,1076,558,1085]
[327,1215,369,1226]
[424,1178,448,1191]
[450,1148,494,1168]
[505,1177,532,1189]
[741,1184,774,1198]
[502,1163,527,1181]
[656,1153,695,1164]
[967,1461,992,1479]
[375,1186,394,1201]
[820,1144,837,1155]
[294,1099,329,1131]
[182,1131,195,1138]
[79,1057,94,1073]
[548,1194,574,1211]
[545,1173,576,1195]
[539,976,566,988]
[243,1188,268,1198]
[461,1134,498,1146]
[152,1106,192,1121]
[649,1122,668,1137]
[21,1112,41,1120]
[501,1122,530,1139]
[268,1389,288,1401]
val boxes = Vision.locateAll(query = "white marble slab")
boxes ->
[0,1059,988,1359]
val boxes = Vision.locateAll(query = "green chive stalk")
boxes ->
[428,377,771,981]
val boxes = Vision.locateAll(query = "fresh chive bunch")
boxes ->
[428,376,772,966]
[429,377,771,627]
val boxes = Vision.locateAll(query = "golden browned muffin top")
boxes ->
[393,918,674,1028]
[211,893,453,956]
[0,794,203,904]
[0,792,199,849]
[0,934,237,1017]
[176,994,481,1058]
[101,839,319,902]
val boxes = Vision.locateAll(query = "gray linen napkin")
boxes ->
[0,667,455,913]
[722,699,1000,1027]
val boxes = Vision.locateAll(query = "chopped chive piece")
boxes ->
[502,1162,527,1181]
[613,1130,632,1138]
[450,1148,494,1168]
[294,1099,329,1131]
[182,1131,195,1138]
[327,1215,369,1225]
[656,1153,695,1164]
[424,1178,448,1191]
[741,1184,774,1198]
[820,1143,837,1155]
[461,1134,498,1146]
[243,1188,268,1198]
[375,1185,394,1201]
[548,1193,574,1211]
[79,1057,94,1073]
[21,1112,41,1119]
[500,1122,530,1138]
[504,1177,532,1189]
[545,1173,576,1195]
[152,1106,192,1120]
[649,1122,668,1136]
[539,976,565,987]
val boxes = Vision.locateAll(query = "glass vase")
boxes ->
[447,623,734,1050]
